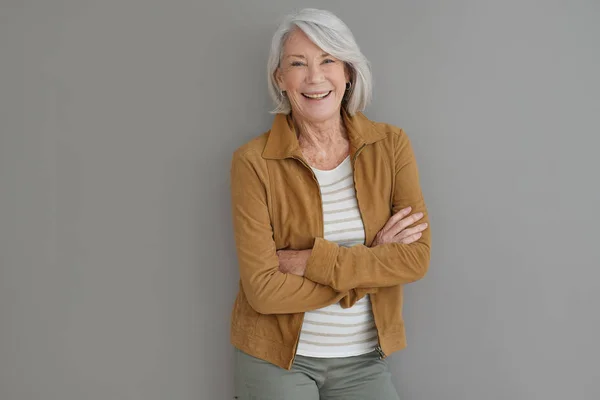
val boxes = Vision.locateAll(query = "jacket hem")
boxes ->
[231,325,407,370]
[379,330,408,358]
[231,327,296,370]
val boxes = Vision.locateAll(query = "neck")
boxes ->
[292,111,348,152]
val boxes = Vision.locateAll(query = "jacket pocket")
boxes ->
[231,290,260,335]
[253,313,293,345]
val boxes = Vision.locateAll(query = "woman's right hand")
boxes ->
[371,206,428,247]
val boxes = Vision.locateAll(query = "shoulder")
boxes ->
[232,131,270,164]
[358,115,418,170]
[374,121,406,137]
[359,113,412,148]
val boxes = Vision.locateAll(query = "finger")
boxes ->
[389,212,424,236]
[381,206,412,231]
[399,232,422,245]
[395,223,428,240]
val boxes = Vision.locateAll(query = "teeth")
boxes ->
[304,91,330,99]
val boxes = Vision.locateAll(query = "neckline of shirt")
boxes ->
[309,155,351,175]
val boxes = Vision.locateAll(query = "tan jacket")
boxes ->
[229,109,431,370]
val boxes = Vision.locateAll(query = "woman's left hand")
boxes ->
[276,249,311,276]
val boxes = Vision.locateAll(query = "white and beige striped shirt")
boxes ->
[295,156,379,358]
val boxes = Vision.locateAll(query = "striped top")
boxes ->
[295,155,379,358]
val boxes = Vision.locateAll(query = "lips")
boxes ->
[302,91,332,99]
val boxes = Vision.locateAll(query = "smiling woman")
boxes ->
[230,8,431,400]
[267,9,372,117]
[274,32,349,124]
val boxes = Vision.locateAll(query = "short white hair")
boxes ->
[267,8,373,116]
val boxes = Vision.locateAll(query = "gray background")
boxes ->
[1,1,599,399]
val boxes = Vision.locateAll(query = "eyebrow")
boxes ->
[285,52,331,59]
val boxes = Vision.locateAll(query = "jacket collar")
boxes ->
[262,108,387,160]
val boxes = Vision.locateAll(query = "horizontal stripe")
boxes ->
[322,195,356,205]
[306,306,371,318]
[298,330,377,345]
[300,327,375,338]
[325,230,364,239]
[321,184,354,196]
[310,309,372,317]
[318,173,353,188]
[324,226,365,236]
[303,319,373,328]
[299,336,379,347]
[303,313,371,326]
[323,206,358,215]
[323,216,362,225]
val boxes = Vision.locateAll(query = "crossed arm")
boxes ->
[230,130,430,314]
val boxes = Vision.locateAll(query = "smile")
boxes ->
[302,91,332,100]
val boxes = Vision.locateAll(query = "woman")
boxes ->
[230,8,431,399]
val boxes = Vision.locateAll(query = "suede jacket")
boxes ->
[229,109,431,370]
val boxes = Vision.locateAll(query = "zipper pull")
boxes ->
[375,345,386,359]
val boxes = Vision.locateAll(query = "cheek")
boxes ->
[325,65,347,82]
[283,71,306,90]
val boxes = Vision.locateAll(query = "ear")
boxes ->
[274,67,286,91]
[344,63,352,84]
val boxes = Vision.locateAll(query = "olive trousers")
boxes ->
[233,347,400,400]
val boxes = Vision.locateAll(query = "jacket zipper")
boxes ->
[375,345,386,360]
[287,155,324,369]
[352,144,386,360]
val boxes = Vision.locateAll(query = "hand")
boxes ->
[276,249,311,276]
[371,206,428,247]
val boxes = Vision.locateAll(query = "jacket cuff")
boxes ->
[305,237,339,287]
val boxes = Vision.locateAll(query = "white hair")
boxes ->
[267,8,373,115]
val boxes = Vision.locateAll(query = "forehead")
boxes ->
[282,28,324,56]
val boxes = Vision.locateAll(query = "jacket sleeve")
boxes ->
[304,129,431,292]
[230,149,356,314]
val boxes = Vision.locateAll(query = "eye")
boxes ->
[291,61,305,67]
[323,58,335,64]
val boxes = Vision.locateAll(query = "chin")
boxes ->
[301,106,341,123]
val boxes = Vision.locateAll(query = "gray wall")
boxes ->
[1,1,599,399]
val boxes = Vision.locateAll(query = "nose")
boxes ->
[306,63,325,84]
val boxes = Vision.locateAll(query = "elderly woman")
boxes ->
[229,8,431,400]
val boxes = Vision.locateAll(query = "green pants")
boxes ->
[234,348,400,400]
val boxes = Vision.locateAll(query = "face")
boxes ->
[275,28,350,124]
